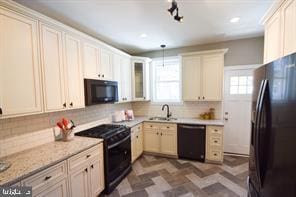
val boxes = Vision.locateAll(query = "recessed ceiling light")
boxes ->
[230,17,240,23]
[140,33,147,38]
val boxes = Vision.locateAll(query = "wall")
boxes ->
[0,103,132,140]
[135,37,264,66]
[132,102,222,119]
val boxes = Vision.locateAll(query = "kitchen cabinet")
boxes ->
[35,179,68,197]
[64,33,85,109]
[100,48,113,80]
[131,124,143,162]
[113,54,122,101]
[89,158,104,197]
[0,8,42,118]
[143,123,177,156]
[263,0,296,63]
[205,126,224,163]
[83,42,100,79]
[70,164,89,197]
[40,23,66,112]
[131,57,150,101]
[181,49,227,101]
[120,57,132,102]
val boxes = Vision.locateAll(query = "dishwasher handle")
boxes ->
[178,125,205,130]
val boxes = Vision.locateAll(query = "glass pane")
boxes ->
[156,82,180,101]
[135,63,144,98]
[247,76,253,86]
[155,64,179,81]
[247,86,253,94]
[230,77,239,85]
[239,76,247,85]
[230,86,238,94]
[239,85,247,94]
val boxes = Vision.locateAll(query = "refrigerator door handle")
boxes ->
[255,79,268,187]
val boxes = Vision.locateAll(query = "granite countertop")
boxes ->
[113,117,224,128]
[0,136,103,186]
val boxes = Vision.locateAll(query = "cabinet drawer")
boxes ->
[144,123,159,130]
[210,136,222,147]
[208,126,223,135]
[208,150,223,161]
[160,124,177,131]
[23,161,67,193]
[131,124,142,133]
[68,144,102,171]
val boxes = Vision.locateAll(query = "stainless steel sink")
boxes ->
[148,117,177,121]
[0,161,11,172]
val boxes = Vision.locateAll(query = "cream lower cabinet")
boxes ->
[131,124,143,162]
[143,122,177,156]
[205,126,224,163]
[0,7,42,118]
[181,49,227,102]
[21,144,104,197]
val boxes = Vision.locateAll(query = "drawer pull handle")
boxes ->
[214,140,218,143]
[150,125,153,127]
[86,154,91,158]
[160,133,162,136]
[136,136,138,138]
[167,126,170,129]
[44,176,52,181]
[214,153,217,156]
[214,129,218,132]
[91,165,94,169]
[85,168,88,172]
[156,132,159,135]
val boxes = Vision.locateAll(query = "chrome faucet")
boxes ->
[162,104,172,119]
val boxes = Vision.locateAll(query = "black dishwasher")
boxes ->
[177,124,206,162]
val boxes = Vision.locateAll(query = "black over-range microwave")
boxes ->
[84,79,118,105]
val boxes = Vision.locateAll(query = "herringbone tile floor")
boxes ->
[103,155,249,197]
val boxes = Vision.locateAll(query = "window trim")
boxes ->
[150,56,182,104]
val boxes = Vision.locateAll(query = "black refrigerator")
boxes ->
[248,52,296,197]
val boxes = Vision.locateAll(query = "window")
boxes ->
[230,76,253,95]
[151,57,181,102]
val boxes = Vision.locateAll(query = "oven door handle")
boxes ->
[107,134,130,149]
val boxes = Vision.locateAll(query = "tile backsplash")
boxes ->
[132,101,222,119]
[0,103,132,140]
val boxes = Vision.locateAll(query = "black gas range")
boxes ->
[75,124,131,194]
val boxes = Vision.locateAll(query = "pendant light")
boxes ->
[161,44,166,67]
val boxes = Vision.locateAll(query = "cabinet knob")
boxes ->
[63,103,66,108]
[136,136,138,138]
[156,132,159,135]
[44,176,52,181]
[198,96,200,100]
[70,102,73,107]
[86,154,91,158]
[144,97,146,99]
[214,129,218,132]
[203,96,205,100]
[98,74,101,77]
[91,164,94,169]
[214,153,217,156]
[214,140,218,143]
[0,107,2,115]
[102,74,104,78]
[167,126,170,129]
[160,133,162,136]
[85,168,88,172]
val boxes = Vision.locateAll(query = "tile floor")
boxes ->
[102,155,249,197]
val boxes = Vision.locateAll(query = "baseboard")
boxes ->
[224,152,250,157]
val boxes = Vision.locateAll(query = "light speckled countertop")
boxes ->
[113,117,224,128]
[0,136,103,186]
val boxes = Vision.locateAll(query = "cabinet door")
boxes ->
[40,23,66,112]
[160,130,177,155]
[282,0,296,56]
[136,129,144,157]
[113,54,122,101]
[182,56,202,101]
[89,158,104,197]
[36,179,67,197]
[0,9,42,117]
[70,166,89,197]
[121,57,132,102]
[202,54,223,101]
[133,61,145,100]
[83,42,99,79]
[143,130,159,153]
[131,133,137,162]
[264,11,282,63]
[64,33,84,109]
[100,49,113,80]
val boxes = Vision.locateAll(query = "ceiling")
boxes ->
[14,0,274,54]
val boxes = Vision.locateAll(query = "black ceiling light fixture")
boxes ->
[161,44,166,67]
[167,0,184,22]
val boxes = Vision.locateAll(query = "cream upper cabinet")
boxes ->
[181,49,227,102]
[64,33,85,109]
[263,0,296,63]
[83,42,100,79]
[281,0,296,56]
[202,54,223,101]
[0,8,42,118]
[182,56,202,101]
[264,11,282,63]
[120,57,132,102]
[40,23,66,112]
[100,48,113,80]
[113,54,122,101]
[131,57,150,101]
